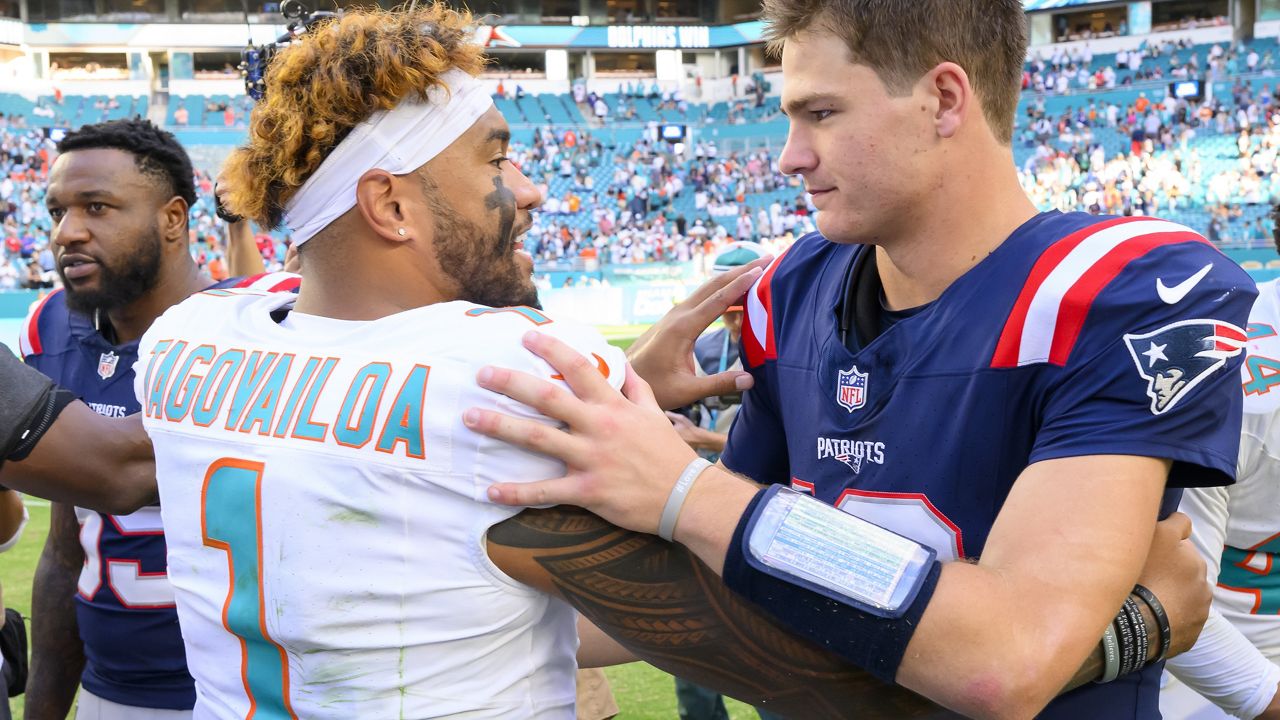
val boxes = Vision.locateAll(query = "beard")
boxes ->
[60,226,164,316]
[424,179,540,310]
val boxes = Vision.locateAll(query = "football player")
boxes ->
[466,1,1252,717]
[1158,208,1280,720]
[22,119,298,720]
[128,6,629,716]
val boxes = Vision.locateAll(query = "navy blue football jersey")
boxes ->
[17,272,300,710]
[722,212,1255,718]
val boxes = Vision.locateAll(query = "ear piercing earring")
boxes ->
[397,228,407,236]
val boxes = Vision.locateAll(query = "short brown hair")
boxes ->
[222,3,485,228]
[762,0,1027,143]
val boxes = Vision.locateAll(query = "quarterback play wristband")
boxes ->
[723,486,942,683]
[743,485,937,617]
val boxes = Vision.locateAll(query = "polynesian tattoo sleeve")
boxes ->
[487,505,954,719]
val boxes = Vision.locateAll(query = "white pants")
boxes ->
[75,690,193,720]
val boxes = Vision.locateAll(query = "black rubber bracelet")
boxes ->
[1113,595,1138,678]
[1123,596,1149,670]
[1133,583,1172,662]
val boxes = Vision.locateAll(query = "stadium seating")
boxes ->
[0,93,146,127]
[5,30,1280,282]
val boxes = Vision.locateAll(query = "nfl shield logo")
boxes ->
[97,351,119,380]
[836,366,868,412]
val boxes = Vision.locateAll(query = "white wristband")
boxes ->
[657,457,712,542]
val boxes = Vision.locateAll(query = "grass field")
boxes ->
[1,503,762,719]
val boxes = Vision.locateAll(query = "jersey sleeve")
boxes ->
[1180,484,1231,587]
[721,258,791,484]
[16,289,60,361]
[721,363,789,483]
[451,306,627,502]
[1167,406,1280,717]
[1165,485,1280,720]
[1165,606,1280,719]
[1240,282,1280,415]
[1029,243,1256,488]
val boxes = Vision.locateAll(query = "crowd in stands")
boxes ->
[507,124,816,273]
[1017,41,1280,244]
[0,128,54,291]
[0,117,807,293]
[1025,38,1274,95]
[9,35,1280,292]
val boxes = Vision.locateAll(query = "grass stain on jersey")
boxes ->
[329,508,378,526]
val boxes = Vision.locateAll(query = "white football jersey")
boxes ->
[1164,278,1280,719]
[133,288,626,720]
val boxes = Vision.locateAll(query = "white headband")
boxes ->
[282,68,494,246]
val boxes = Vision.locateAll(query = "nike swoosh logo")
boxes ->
[1156,263,1213,305]
[551,353,610,381]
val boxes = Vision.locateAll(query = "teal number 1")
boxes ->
[202,458,296,719]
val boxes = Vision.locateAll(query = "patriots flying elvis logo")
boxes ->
[1123,319,1246,415]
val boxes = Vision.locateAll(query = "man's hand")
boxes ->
[666,411,725,453]
[213,169,244,224]
[467,331,709,534]
[1137,512,1212,658]
[627,257,769,410]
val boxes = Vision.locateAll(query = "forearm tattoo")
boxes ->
[488,506,955,719]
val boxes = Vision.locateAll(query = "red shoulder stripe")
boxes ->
[991,218,1209,368]
[991,216,1138,367]
[1048,230,1206,365]
[268,276,301,293]
[20,290,59,357]
[742,247,789,368]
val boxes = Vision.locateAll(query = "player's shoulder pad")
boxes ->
[221,271,301,293]
[457,305,626,391]
[17,288,67,359]
[994,216,1255,368]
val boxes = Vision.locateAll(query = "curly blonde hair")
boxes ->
[222,3,485,228]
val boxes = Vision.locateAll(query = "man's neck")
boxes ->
[104,262,207,344]
[877,154,1038,311]
[291,250,448,322]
